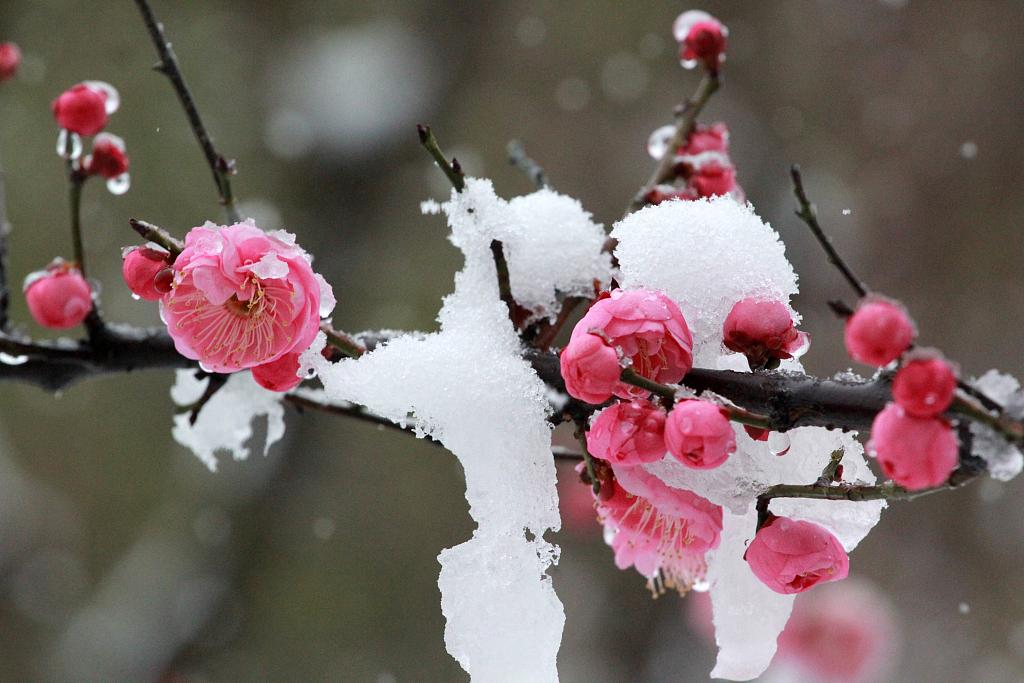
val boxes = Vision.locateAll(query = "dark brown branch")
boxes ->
[0,326,196,392]
[790,165,869,299]
[133,0,239,223]
[490,240,519,326]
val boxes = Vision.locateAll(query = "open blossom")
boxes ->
[0,42,20,82]
[160,220,335,374]
[870,403,958,490]
[250,351,305,392]
[664,399,736,469]
[51,81,119,136]
[123,245,172,301]
[23,258,93,329]
[673,10,728,72]
[723,297,809,369]
[588,400,667,467]
[845,296,916,367]
[892,353,957,418]
[568,288,693,400]
[597,465,723,592]
[745,515,849,594]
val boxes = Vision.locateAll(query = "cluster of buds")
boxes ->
[52,81,130,194]
[560,288,846,595]
[844,296,961,490]
[645,121,745,205]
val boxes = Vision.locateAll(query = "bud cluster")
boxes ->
[52,81,130,194]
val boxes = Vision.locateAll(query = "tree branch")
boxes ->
[507,140,549,190]
[133,0,240,223]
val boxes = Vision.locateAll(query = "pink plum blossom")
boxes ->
[51,82,118,136]
[596,467,723,592]
[23,258,92,329]
[870,403,958,490]
[560,332,622,404]
[892,353,957,418]
[745,515,849,594]
[664,399,736,469]
[723,297,809,368]
[569,288,693,400]
[679,122,729,157]
[776,580,900,683]
[587,400,667,467]
[160,221,335,374]
[0,42,20,83]
[122,245,172,302]
[844,296,916,367]
[250,351,305,392]
[673,10,728,72]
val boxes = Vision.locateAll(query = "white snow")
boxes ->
[425,182,611,322]
[612,197,800,367]
[304,178,564,682]
[169,370,286,472]
[969,370,1024,481]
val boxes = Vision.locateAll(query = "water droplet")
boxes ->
[691,579,710,592]
[0,352,28,365]
[107,173,130,195]
[842,209,851,215]
[768,431,791,456]
[56,130,82,160]
[647,124,677,160]
[131,293,141,301]
[961,141,978,159]
[959,602,971,614]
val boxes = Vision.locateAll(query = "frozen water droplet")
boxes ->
[680,58,698,70]
[959,602,971,614]
[842,209,851,215]
[961,141,978,159]
[83,80,120,114]
[0,352,29,365]
[107,173,130,195]
[131,293,141,301]
[647,125,676,160]
[56,130,82,160]
[673,10,713,42]
[768,431,791,456]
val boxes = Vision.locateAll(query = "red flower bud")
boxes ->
[0,42,21,83]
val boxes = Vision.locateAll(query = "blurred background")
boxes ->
[1,0,1024,681]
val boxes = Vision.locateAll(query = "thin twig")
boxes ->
[790,165,869,298]
[129,218,184,257]
[177,372,228,425]
[320,322,365,359]
[68,168,86,276]
[417,124,465,192]
[489,240,518,326]
[507,140,549,190]
[626,72,720,217]
[133,0,240,223]
[528,295,591,350]
[0,145,10,331]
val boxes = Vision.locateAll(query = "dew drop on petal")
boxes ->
[107,173,130,195]
[768,431,791,456]
[647,124,677,160]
